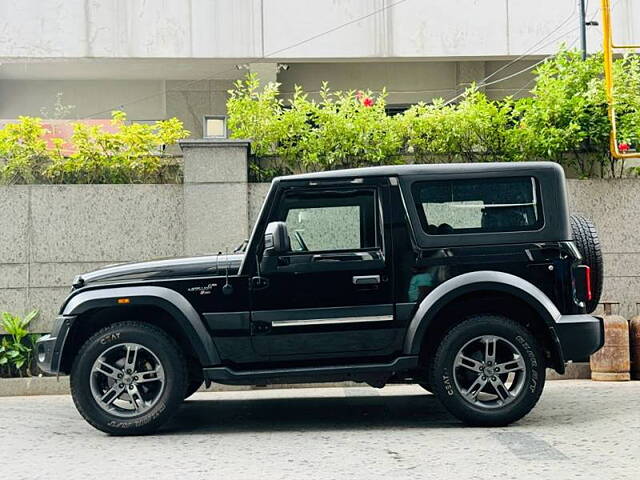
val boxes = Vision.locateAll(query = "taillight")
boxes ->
[585,265,592,301]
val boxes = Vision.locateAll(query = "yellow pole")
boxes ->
[601,0,638,158]
[602,0,613,105]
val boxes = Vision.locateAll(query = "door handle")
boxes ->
[352,275,381,285]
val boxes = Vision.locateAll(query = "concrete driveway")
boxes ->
[2,380,638,480]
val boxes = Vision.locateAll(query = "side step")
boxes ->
[203,355,419,386]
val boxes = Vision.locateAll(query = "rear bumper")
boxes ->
[555,314,604,362]
[36,315,74,375]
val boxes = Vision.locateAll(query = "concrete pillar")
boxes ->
[179,139,251,255]
[456,61,487,95]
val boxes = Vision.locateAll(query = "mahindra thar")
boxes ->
[37,162,604,434]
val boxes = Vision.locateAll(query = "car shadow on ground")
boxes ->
[161,392,461,434]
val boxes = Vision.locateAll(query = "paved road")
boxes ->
[2,381,639,480]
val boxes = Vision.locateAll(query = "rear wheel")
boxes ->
[430,315,545,426]
[70,321,187,435]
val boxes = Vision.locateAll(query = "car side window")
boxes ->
[277,189,379,252]
[412,176,543,235]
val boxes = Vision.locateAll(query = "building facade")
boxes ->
[0,0,637,138]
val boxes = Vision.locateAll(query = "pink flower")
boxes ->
[619,142,630,152]
[355,90,364,100]
[363,97,374,107]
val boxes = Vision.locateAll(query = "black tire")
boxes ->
[70,321,187,435]
[570,213,603,313]
[430,315,545,427]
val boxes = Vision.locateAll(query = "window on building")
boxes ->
[385,104,412,116]
[412,177,543,235]
[203,115,227,138]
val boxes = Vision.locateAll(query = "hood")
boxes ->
[74,253,245,287]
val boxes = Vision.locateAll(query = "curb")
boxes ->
[0,376,71,397]
[0,364,592,397]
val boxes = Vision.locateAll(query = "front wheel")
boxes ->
[70,321,187,435]
[430,315,545,426]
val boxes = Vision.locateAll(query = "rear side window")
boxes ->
[412,176,543,235]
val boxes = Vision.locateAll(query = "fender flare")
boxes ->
[62,286,220,366]
[403,271,565,371]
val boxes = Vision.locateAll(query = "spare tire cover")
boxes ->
[570,214,603,313]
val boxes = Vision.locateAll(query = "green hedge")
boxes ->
[228,49,640,179]
[0,111,189,184]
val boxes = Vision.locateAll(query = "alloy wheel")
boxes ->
[89,342,166,418]
[452,335,527,409]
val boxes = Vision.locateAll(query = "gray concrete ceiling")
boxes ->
[0,58,246,80]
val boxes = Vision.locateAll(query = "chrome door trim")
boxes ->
[271,315,393,328]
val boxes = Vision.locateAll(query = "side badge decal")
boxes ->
[187,283,217,296]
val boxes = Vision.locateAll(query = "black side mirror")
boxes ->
[264,221,290,255]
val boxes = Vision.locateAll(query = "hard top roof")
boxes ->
[276,161,563,182]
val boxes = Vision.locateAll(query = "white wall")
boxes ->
[0,0,262,59]
[0,0,632,62]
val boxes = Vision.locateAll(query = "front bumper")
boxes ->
[36,315,74,375]
[555,314,605,362]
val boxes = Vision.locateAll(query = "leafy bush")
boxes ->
[0,116,53,183]
[514,50,640,177]
[513,50,611,177]
[611,54,640,175]
[402,91,525,163]
[0,112,189,184]
[0,310,40,378]
[228,75,404,174]
[228,48,640,179]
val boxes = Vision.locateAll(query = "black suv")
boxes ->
[37,162,604,434]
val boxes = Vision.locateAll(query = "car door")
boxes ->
[250,178,400,360]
